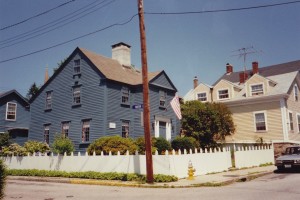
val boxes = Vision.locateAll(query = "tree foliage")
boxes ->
[52,134,75,155]
[171,136,199,152]
[1,143,27,156]
[24,140,50,155]
[87,135,137,155]
[26,82,39,100]
[181,101,235,148]
[0,132,11,150]
[0,159,6,200]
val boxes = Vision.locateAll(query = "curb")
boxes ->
[7,170,273,188]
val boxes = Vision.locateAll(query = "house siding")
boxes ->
[0,92,30,145]
[286,86,300,141]
[29,48,179,152]
[226,101,283,142]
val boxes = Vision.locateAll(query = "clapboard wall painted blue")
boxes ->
[29,44,180,152]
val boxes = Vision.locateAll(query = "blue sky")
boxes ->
[0,0,299,97]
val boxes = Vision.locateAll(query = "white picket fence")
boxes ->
[1,146,274,179]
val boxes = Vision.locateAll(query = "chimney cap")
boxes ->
[111,42,131,49]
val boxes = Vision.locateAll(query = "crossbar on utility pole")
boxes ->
[137,0,154,183]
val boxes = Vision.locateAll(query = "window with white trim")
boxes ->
[121,86,130,104]
[82,120,90,142]
[254,112,267,131]
[297,114,300,133]
[218,89,229,100]
[44,125,50,144]
[62,122,70,137]
[73,87,81,105]
[45,91,52,110]
[197,92,207,102]
[122,120,130,138]
[74,59,81,74]
[289,112,294,131]
[294,84,299,101]
[6,102,17,121]
[159,90,167,107]
[251,84,264,96]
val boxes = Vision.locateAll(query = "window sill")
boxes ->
[73,73,81,78]
[44,108,52,112]
[159,106,167,110]
[121,103,130,108]
[72,104,81,108]
[255,130,267,133]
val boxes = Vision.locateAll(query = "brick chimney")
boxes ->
[112,42,131,66]
[252,61,259,74]
[239,72,248,84]
[226,63,233,74]
[193,76,198,89]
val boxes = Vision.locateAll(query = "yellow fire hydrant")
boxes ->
[187,160,196,180]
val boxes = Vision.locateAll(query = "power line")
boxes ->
[0,14,138,64]
[0,0,76,31]
[144,0,300,15]
[0,0,116,49]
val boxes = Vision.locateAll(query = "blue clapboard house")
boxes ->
[0,90,30,145]
[29,43,180,152]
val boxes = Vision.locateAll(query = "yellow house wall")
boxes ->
[194,84,212,102]
[226,101,284,143]
[286,83,300,141]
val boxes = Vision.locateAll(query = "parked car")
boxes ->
[275,146,300,170]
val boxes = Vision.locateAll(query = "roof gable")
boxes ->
[0,90,29,107]
[149,70,177,91]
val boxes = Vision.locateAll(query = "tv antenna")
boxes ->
[231,46,261,81]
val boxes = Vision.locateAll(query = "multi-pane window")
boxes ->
[218,89,229,99]
[295,85,299,101]
[251,84,264,96]
[122,120,130,138]
[44,125,50,144]
[45,91,52,110]
[197,92,207,102]
[289,112,294,131]
[121,86,130,104]
[62,122,70,137]
[159,90,167,107]
[254,112,266,131]
[73,87,81,105]
[74,59,81,74]
[6,102,17,121]
[82,120,90,142]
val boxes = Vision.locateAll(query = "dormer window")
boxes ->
[294,84,299,101]
[74,59,81,74]
[251,84,264,96]
[197,92,207,102]
[6,102,17,121]
[218,89,229,100]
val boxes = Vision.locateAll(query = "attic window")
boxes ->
[6,102,17,121]
[121,86,130,105]
[74,59,81,74]
[218,89,229,100]
[251,84,264,96]
[197,92,207,102]
[159,90,167,107]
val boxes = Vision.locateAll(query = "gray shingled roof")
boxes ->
[215,60,300,85]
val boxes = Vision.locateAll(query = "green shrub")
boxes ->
[6,169,178,183]
[135,137,157,154]
[0,132,11,150]
[24,140,50,155]
[87,136,137,155]
[171,136,199,152]
[153,137,172,154]
[52,134,75,155]
[1,143,27,156]
[0,159,6,200]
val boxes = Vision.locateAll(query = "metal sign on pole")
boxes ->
[137,0,154,183]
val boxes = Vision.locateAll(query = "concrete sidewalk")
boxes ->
[7,165,277,188]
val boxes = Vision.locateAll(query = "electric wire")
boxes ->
[0,14,139,64]
[0,0,115,48]
[144,0,300,15]
[0,0,76,31]
[1,0,299,63]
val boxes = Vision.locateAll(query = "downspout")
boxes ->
[280,98,288,141]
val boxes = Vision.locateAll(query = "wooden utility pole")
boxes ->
[137,0,154,183]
